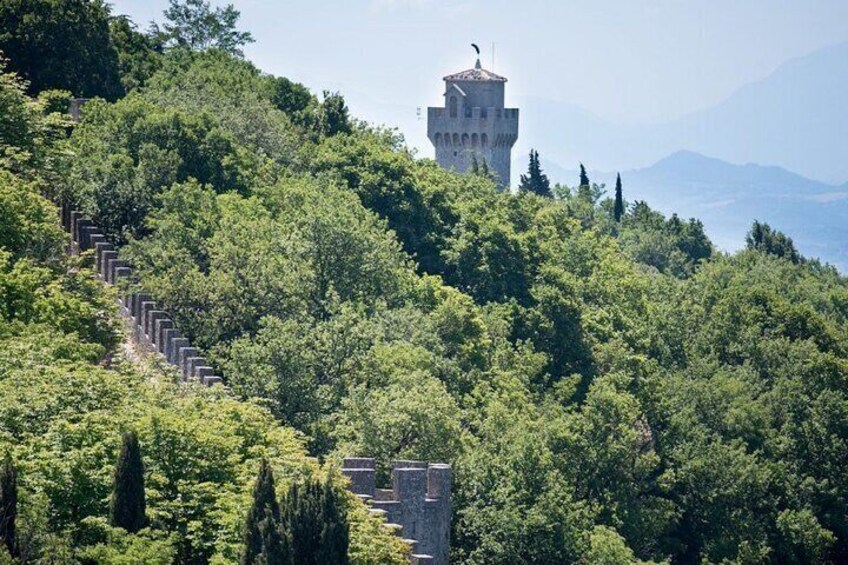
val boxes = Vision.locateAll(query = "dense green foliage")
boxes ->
[1,4,847,563]
[158,0,254,56]
[747,219,803,264]
[241,462,349,565]
[0,0,123,99]
[0,54,406,565]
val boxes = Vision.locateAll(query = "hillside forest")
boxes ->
[0,1,847,564]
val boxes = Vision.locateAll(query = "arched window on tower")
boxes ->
[449,96,457,118]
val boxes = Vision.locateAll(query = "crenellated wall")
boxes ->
[61,203,222,386]
[342,458,452,565]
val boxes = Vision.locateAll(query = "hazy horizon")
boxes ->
[111,0,848,184]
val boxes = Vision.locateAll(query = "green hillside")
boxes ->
[1,2,847,564]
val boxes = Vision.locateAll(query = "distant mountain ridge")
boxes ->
[544,150,848,272]
[517,41,848,185]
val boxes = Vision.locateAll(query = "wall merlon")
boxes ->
[57,207,223,386]
[342,458,452,565]
[178,347,199,379]
[69,211,82,241]
[94,242,113,271]
[132,293,153,321]
[146,311,167,342]
[75,219,94,246]
[155,319,174,352]
[107,259,129,285]
[169,337,190,365]
[186,357,205,380]
[139,301,157,338]
[79,226,100,250]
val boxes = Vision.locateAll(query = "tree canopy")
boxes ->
[1,5,847,564]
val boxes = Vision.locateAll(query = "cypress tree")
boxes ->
[579,163,590,187]
[282,479,348,565]
[519,149,552,197]
[243,458,290,565]
[0,454,17,559]
[317,481,349,565]
[519,150,536,193]
[470,153,479,175]
[110,431,147,533]
[613,173,624,222]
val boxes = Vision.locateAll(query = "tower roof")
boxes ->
[443,58,507,82]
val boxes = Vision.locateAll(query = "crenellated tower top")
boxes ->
[427,52,519,190]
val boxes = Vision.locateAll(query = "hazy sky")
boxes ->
[111,0,848,146]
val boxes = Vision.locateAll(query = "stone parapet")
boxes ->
[343,458,452,565]
[60,202,223,386]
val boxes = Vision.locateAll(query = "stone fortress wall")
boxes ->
[343,458,451,565]
[61,203,223,385]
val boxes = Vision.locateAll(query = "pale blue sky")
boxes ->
[111,1,848,152]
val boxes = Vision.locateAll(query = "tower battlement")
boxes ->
[343,458,451,565]
[427,58,519,190]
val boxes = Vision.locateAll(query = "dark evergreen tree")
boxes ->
[243,458,290,565]
[110,431,147,533]
[316,481,349,565]
[0,454,17,559]
[613,173,624,222]
[470,154,480,175]
[282,479,349,565]
[579,163,590,187]
[518,149,552,197]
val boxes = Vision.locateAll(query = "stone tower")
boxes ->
[427,56,519,190]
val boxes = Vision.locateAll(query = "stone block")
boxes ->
[75,220,94,247]
[100,250,118,279]
[88,234,106,254]
[107,258,129,284]
[131,293,152,321]
[79,226,100,250]
[139,301,156,337]
[94,242,113,273]
[69,212,82,241]
[146,311,167,343]
[155,320,174,353]
[186,357,204,380]
[168,337,189,366]
[178,347,198,378]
